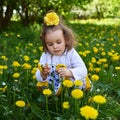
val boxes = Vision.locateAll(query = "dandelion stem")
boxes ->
[46,97,50,120]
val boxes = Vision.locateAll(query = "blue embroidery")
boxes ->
[47,65,61,93]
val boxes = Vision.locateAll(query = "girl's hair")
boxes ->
[40,14,77,52]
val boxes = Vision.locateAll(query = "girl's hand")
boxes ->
[57,68,73,78]
[41,64,50,80]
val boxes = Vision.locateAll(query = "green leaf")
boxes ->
[30,102,45,119]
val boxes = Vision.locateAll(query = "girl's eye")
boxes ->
[47,43,53,46]
[57,41,61,44]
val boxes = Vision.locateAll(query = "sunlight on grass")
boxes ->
[70,18,120,25]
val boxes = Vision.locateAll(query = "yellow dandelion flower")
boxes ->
[15,100,25,107]
[91,74,99,81]
[12,61,20,67]
[91,57,96,63]
[101,52,106,56]
[44,12,59,26]
[3,65,8,70]
[93,47,98,53]
[63,79,73,88]
[93,95,106,104]
[80,105,98,119]
[104,64,108,68]
[39,46,43,51]
[38,63,43,72]
[115,67,120,70]
[13,73,20,78]
[94,68,101,73]
[1,56,8,60]
[0,65,3,70]
[43,89,52,96]
[111,55,119,61]
[0,86,7,93]
[71,89,83,99]
[31,67,37,74]
[37,81,48,88]
[74,80,83,87]
[33,59,39,63]
[23,55,30,61]
[17,34,20,38]
[62,102,70,109]
[56,64,66,70]
[22,63,31,69]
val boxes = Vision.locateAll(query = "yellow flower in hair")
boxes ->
[44,12,59,26]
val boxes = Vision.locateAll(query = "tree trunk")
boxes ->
[0,2,14,30]
[3,4,14,27]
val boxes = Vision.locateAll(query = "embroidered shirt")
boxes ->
[36,48,87,92]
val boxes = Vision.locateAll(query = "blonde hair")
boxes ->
[40,13,77,52]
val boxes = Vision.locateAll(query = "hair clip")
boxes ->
[44,12,60,26]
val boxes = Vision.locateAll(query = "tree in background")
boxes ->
[0,0,120,30]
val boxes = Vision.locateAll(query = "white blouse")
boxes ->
[36,48,87,90]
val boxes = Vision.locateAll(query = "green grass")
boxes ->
[0,19,120,120]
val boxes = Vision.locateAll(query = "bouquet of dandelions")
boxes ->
[36,63,107,120]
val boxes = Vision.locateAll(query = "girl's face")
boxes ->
[45,29,66,56]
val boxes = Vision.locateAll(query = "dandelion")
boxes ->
[91,74,99,81]
[56,64,66,70]
[1,56,8,60]
[43,88,52,120]
[115,67,120,70]
[0,65,3,70]
[31,67,37,74]
[17,34,20,38]
[12,61,20,67]
[44,12,59,26]
[0,86,7,93]
[23,55,30,61]
[93,47,98,53]
[15,100,25,107]
[71,89,83,99]
[91,57,96,63]
[74,80,83,87]
[38,63,43,72]
[22,63,31,69]
[93,95,106,104]
[37,81,48,90]
[80,105,98,119]
[62,102,70,109]
[33,59,39,63]
[39,46,43,51]
[94,68,101,73]
[43,88,52,96]
[13,73,20,78]
[101,52,106,56]
[3,65,8,70]
[63,79,73,88]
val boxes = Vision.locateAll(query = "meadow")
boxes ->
[0,19,120,120]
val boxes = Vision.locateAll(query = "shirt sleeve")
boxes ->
[35,53,47,82]
[68,48,87,82]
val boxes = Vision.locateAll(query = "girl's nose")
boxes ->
[53,43,57,49]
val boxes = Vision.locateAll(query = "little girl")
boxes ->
[36,11,90,95]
